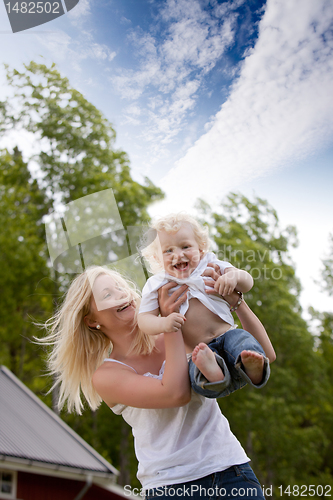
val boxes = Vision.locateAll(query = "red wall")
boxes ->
[17,471,123,500]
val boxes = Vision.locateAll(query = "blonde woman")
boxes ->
[41,265,267,499]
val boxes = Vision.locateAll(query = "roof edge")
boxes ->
[0,455,116,482]
[0,366,119,476]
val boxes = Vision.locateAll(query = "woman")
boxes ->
[42,264,274,499]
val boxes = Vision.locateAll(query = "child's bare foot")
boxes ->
[192,343,224,382]
[241,350,264,385]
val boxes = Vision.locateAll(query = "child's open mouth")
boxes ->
[174,262,189,271]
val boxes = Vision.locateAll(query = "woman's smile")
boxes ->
[117,301,134,312]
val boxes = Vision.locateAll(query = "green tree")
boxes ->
[0,147,53,392]
[309,232,333,482]
[321,233,333,296]
[197,193,332,493]
[2,62,163,225]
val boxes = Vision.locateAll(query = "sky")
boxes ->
[0,0,332,320]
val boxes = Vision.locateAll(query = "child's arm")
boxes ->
[138,309,186,335]
[214,267,254,296]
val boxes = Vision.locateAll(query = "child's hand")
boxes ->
[214,273,238,296]
[163,312,186,332]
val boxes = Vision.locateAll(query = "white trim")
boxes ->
[0,469,17,499]
[0,459,114,483]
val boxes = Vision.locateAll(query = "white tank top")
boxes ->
[105,359,249,490]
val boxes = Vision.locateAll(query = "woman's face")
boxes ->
[89,274,136,332]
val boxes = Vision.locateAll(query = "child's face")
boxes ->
[157,224,203,279]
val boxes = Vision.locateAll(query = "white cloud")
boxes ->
[35,29,117,68]
[120,104,143,126]
[111,0,239,157]
[35,31,73,61]
[89,43,116,61]
[156,0,333,211]
[67,0,91,21]
[127,0,236,89]
[125,104,142,116]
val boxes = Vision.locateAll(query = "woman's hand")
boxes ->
[202,263,222,296]
[158,282,188,317]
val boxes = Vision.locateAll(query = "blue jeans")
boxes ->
[188,329,270,399]
[145,463,265,499]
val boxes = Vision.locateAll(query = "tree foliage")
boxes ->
[0,147,53,389]
[1,61,163,223]
[197,193,333,491]
[309,231,333,482]
[321,233,333,296]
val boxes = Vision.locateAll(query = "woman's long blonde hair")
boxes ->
[40,266,154,414]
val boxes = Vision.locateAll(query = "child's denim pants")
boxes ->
[188,328,270,399]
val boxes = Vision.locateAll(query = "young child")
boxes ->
[138,213,272,398]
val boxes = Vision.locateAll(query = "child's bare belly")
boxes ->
[182,298,232,353]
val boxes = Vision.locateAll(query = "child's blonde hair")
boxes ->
[39,266,154,414]
[140,212,212,273]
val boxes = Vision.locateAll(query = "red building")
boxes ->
[0,366,129,500]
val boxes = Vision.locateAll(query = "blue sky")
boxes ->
[0,0,332,318]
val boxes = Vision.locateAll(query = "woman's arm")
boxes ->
[93,329,191,409]
[231,297,276,362]
[93,282,191,410]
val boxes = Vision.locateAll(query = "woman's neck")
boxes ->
[111,333,165,376]
[109,324,140,360]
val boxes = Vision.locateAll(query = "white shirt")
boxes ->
[139,252,235,326]
[108,359,249,490]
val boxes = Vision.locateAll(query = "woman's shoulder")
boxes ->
[93,358,131,388]
[92,357,139,408]
[94,357,135,376]
[93,334,165,385]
